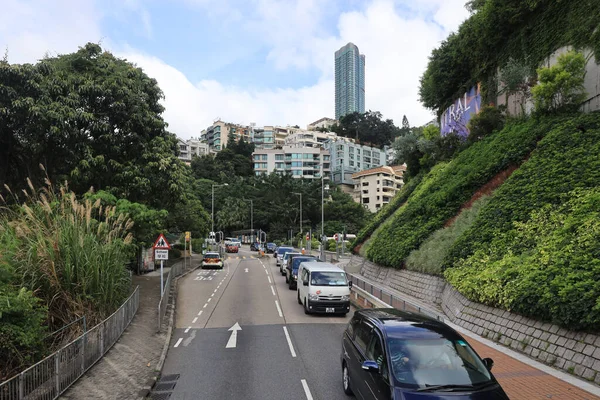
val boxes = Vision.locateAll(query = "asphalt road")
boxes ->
[160,246,354,399]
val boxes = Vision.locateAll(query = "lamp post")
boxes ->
[244,199,253,243]
[211,183,229,235]
[321,164,325,261]
[293,192,302,246]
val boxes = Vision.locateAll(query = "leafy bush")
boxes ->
[405,195,490,275]
[468,105,506,143]
[446,112,600,266]
[172,243,186,251]
[327,239,337,252]
[169,248,182,259]
[445,187,600,331]
[190,238,204,253]
[365,117,554,268]
[532,50,587,114]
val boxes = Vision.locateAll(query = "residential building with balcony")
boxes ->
[323,136,387,192]
[284,130,337,148]
[177,138,210,164]
[352,165,406,213]
[201,120,251,152]
[252,146,331,180]
[307,117,337,131]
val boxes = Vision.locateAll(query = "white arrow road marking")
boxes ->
[301,380,313,400]
[226,322,242,348]
[283,326,297,357]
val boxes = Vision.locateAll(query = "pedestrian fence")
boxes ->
[0,286,140,400]
[157,260,187,332]
[346,273,444,322]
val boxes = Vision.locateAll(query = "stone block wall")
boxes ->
[350,254,600,384]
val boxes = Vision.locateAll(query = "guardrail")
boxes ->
[157,260,188,332]
[0,286,140,400]
[347,273,444,321]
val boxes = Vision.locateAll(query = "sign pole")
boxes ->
[160,259,164,295]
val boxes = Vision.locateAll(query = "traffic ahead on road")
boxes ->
[157,244,508,400]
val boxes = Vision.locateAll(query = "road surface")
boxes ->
[159,246,354,399]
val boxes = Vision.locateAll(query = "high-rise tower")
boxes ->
[334,42,365,120]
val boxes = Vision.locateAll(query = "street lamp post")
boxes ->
[293,192,302,247]
[244,199,253,242]
[211,183,229,235]
[321,164,325,261]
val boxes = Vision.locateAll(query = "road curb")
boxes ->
[139,260,199,399]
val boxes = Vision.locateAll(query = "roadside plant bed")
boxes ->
[444,112,600,331]
[365,117,556,268]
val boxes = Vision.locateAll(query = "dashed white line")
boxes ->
[203,303,208,308]
[197,310,203,316]
[192,317,198,323]
[275,300,283,318]
[184,327,191,333]
[283,326,297,357]
[268,276,272,284]
[270,286,276,296]
[174,338,183,348]
[208,297,212,302]
[301,379,313,400]
[213,289,218,293]
[211,293,215,297]
[265,270,269,275]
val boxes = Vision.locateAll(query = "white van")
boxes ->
[297,262,352,316]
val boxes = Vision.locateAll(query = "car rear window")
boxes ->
[204,253,220,259]
[277,247,293,255]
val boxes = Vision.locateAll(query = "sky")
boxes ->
[1,0,470,139]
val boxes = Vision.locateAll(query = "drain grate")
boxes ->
[159,374,180,382]
[154,382,177,391]
[150,393,171,400]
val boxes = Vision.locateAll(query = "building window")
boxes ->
[275,154,284,161]
[362,182,369,186]
[377,196,380,200]
[262,154,268,161]
[362,198,370,204]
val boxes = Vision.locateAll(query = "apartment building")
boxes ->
[201,120,251,151]
[177,138,210,164]
[352,165,406,212]
[323,136,387,192]
[307,117,337,131]
[284,130,337,148]
[252,146,331,179]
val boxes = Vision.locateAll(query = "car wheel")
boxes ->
[288,282,295,290]
[304,299,310,315]
[297,291,302,305]
[342,363,353,396]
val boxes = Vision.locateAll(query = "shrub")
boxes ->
[467,105,506,143]
[365,117,553,268]
[327,239,337,252]
[190,238,204,253]
[173,243,185,251]
[532,50,587,114]
[405,195,491,275]
[445,187,600,331]
[168,248,182,259]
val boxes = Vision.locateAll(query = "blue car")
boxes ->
[341,308,509,399]
[286,255,319,289]
[266,242,277,253]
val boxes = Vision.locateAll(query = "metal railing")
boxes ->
[0,286,140,400]
[157,261,186,332]
[347,273,444,321]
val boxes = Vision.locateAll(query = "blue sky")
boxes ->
[1,0,469,139]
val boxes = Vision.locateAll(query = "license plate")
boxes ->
[326,308,335,313]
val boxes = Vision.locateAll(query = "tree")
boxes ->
[498,57,533,115]
[333,111,399,147]
[422,125,441,141]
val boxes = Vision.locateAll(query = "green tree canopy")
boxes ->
[332,111,399,147]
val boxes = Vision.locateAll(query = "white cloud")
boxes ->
[0,0,470,139]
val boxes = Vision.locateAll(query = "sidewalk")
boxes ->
[350,272,600,400]
[59,256,196,400]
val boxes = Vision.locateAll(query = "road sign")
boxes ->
[334,233,339,241]
[185,231,191,242]
[154,249,169,260]
[306,233,310,241]
[153,233,171,249]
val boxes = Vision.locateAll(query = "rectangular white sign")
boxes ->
[155,249,169,260]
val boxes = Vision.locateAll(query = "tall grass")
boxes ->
[1,176,133,332]
[405,195,491,275]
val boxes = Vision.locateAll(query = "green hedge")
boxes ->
[405,195,491,275]
[365,117,556,268]
[351,174,423,251]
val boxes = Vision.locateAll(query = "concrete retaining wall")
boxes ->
[350,254,600,385]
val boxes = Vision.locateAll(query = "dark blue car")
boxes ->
[286,255,319,289]
[341,309,509,399]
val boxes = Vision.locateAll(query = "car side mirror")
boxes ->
[482,357,494,371]
[361,360,380,373]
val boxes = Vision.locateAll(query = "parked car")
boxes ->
[341,308,509,400]
[275,246,294,266]
[226,244,239,253]
[250,242,261,251]
[286,255,319,289]
[201,252,224,269]
[266,242,277,253]
[297,262,351,315]
[281,252,301,275]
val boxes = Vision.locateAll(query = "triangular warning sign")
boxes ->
[153,233,171,249]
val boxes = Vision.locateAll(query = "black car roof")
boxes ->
[356,308,459,340]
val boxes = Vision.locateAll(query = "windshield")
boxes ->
[277,247,293,255]
[310,271,348,286]
[386,338,493,389]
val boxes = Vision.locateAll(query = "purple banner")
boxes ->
[440,84,481,137]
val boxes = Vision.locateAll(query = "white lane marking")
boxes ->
[268,276,272,284]
[208,297,212,302]
[192,317,198,323]
[301,379,313,400]
[225,322,242,348]
[174,338,183,348]
[184,327,191,333]
[283,326,297,358]
[244,268,249,273]
[197,310,203,316]
[211,293,214,297]
[275,300,283,318]
[214,289,218,293]
[271,286,276,296]
[203,303,208,308]
[265,270,269,275]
